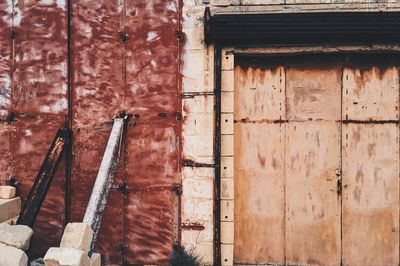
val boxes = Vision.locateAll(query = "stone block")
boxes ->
[60,223,93,253]
[0,223,33,250]
[0,186,16,199]
[0,243,28,266]
[89,253,101,266]
[44,247,90,266]
[0,197,21,223]
[2,215,19,225]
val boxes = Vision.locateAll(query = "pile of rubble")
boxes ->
[44,223,101,266]
[0,185,33,266]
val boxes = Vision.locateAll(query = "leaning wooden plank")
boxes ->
[82,118,126,252]
[17,129,72,227]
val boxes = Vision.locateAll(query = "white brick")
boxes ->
[221,178,234,200]
[182,198,213,221]
[221,157,234,178]
[89,253,101,266]
[44,247,90,266]
[183,135,214,158]
[60,223,93,253]
[242,0,284,4]
[183,177,213,199]
[221,52,234,71]
[221,244,234,266]
[221,71,234,92]
[221,92,234,113]
[0,197,21,223]
[212,0,240,6]
[195,113,214,135]
[183,27,204,50]
[221,134,234,156]
[194,243,213,265]
[0,186,16,199]
[221,200,234,222]
[183,95,215,114]
[194,167,214,178]
[221,221,234,244]
[221,113,234,135]
[0,223,33,250]
[183,49,205,80]
[181,221,213,245]
[0,243,28,266]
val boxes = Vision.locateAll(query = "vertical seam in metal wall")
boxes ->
[214,46,222,266]
[64,0,73,226]
[283,65,287,265]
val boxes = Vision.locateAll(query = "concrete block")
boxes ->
[221,178,234,200]
[221,113,234,135]
[0,243,28,266]
[60,223,93,253]
[0,223,33,250]
[221,200,234,222]
[44,247,90,266]
[0,186,16,199]
[221,244,234,266]
[221,221,234,244]
[221,157,234,178]
[221,52,234,71]
[221,135,234,157]
[221,92,234,113]
[1,215,19,225]
[89,253,101,266]
[0,197,21,223]
[221,71,234,92]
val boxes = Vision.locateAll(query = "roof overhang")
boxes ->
[204,8,400,46]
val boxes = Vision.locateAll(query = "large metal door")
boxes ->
[233,55,399,265]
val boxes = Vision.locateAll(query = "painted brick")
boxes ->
[221,92,234,113]
[221,244,234,266]
[221,177,234,200]
[181,221,213,244]
[183,177,214,199]
[194,243,214,265]
[221,134,234,156]
[184,134,214,158]
[182,198,213,222]
[221,71,234,92]
[242,0,285,4]
[221,157,234,177]
[221,113,234,135]
[195,112,214,135]
[221,200,234,222]
[221,221,234,244]
[183,95,215,114]
[212,0,240,6]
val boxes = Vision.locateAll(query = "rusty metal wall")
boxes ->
[0,0,182,264]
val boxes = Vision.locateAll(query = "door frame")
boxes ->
[215,44,400,266]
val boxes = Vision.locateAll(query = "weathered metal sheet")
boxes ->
[0,124,11,184]
[286,56,341,121]
[124,0,179,121]
[12,1,68,115]
[234,123,285,264]
[234,64,285,121]
[343,58,399,121]
[124,190,176,264]
[0,0,12,119]
[342,124,399,266]
[72,0,124,127]
[285,122,341,266]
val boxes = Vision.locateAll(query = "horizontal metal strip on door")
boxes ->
[204,8,400,45]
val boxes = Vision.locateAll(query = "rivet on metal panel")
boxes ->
[174,112,182,121]
[119,31,128,42]
[158,112,168,118]
[172,183,182,195]
[10,30,16,39]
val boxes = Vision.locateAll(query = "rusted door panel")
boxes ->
[124,190,176,264]
[0,0,12,119]
[343,64,399,121]
[72,0,125,128]
[12,1,68,115]
[286,57,342,121]
[234,65,285,121]
[342,124,399,266]
[234,123,285,264]
[285,122,341,266]
[10,115,66,257]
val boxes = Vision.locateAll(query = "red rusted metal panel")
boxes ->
[0,125,11,184]
[0,0,12,119]
[124,190,176,264]
[72,0,125,128]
